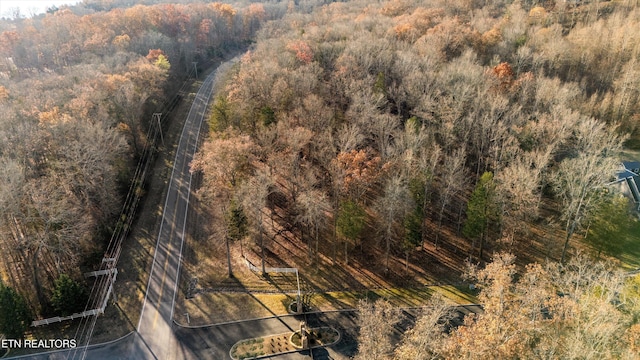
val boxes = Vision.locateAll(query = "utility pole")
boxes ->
[154,113,164,147]
[193,61,198,79]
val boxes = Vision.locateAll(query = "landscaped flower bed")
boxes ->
[229,337,266,359]
[230,333,290,360]
[290,326,339,349]
[229,327,340,359]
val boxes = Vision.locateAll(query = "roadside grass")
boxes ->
[21,64,228,345]
[108,75,208,334]
[175,285,477,326]
[310,285,477,311]
[177,293,279,326]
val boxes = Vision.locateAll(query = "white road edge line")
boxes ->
[169,72,217,321]
[136,77,196,332]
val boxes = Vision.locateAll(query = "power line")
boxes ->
[65,66,201,360]
[154,113,164,147]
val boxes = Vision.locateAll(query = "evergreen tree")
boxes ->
[0,282,31,339]
[463,172,499,260]
[337,200,366,264]
[402,177,425,271]
[404,209,423,249]
[227,199,248,242]
[405,177,426,247]
[51,274,88,316]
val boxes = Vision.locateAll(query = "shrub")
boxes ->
[50,274,88,316]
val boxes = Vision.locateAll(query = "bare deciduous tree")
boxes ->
[354,299,400,360]
[296,189,330,262]
[393,294,454,360]
[552,118,624,262]
[237,169,274,275]
[435,146,466,248]
[374,174,413,272]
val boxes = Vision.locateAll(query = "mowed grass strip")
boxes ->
[177,285,478,326]
[177,292,292,326]
[311,286,477,311]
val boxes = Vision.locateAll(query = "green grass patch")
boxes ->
[312,286,477,312]
[586,215,640,270]
[616,220,640,270]
[178,284,478,326]
[435,284,480,304]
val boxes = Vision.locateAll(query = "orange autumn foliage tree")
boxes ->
[491,62,515,90]
[212,2,237,29]
[286,40,314,65]
[333,149,389,200]
[145,48,165,63]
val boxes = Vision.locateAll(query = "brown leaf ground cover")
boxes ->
[173,188,590,326]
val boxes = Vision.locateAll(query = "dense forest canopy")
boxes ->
[0,0,292,318]
[0,0,639,348]
[195,0,639,275]
[191,0,640,354]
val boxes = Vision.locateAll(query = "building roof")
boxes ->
[622,161,640,173]
[618,161,640,181]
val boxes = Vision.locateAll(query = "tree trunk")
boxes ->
[260,221,266,276]
[457,202,464,235]
[435,202,446,248]
[421,184,429,249]
[405,251,409,273]
[333,197,338,265]
[344,241,348,265]
[226,235,233,278]
[32,243,47,309]
[306,226,312,260]
[314,224,319,264]
[479,231,485,261]
[385,237,390,273]
[561,224,575,263]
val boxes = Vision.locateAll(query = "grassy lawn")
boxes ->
[613,220,640,270]
[175,284,477,326]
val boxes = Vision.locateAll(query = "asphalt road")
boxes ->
[4,66,221,360]
[6,312,358,360]
[4,54,483,359]
[174,311,359,360]
[135,65,222,360]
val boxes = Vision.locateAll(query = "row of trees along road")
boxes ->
[0,0,281,323]
[193,0,638,278]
